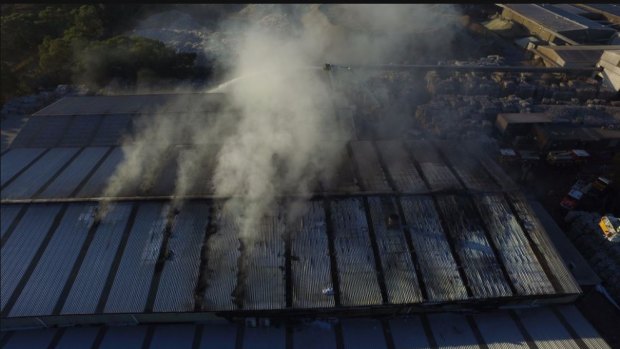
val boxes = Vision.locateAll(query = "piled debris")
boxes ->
[565,211,620,304]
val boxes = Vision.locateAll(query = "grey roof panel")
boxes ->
[428,313,479,349]
[243,326,285,349]
[556,305,611,349]
[27,115,74,148]
[243,206,286,310]
[150,324,196,349]
[77,147,124,198]
[55,327,100,349]
[367,196,422,304]
[331,198,383,306]
[375,140,428,193]
[515,307,581,349]
[290,201,334,309]
[406,141,461,191]
[0,148,46,187]
[474,194,555,296]
[0,204,22,239]
[341,319,387,349]
[2,147,79,199]
[1,328,57,349]
[292,322,337,349]
[154,202,209,312]
[9,203,96,317]
[436,195,513,299]
[104,202,169,313]
[350,141,391,192]
[57,115,103,147]
[91,114,132,146]
[399,196,467,302]
[198,324,237,349]
[202,205,240,311]
[389,316,431,349]
[1,204,62,311]
[61,203,133,314]
[38,147,109,198]
[436,142,499,191]
[99,325,148,349]
[473,310,529,349]
[503,4,589,33]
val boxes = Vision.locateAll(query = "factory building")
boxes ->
[499,4,617,45]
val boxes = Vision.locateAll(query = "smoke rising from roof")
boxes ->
[99,4,462,236]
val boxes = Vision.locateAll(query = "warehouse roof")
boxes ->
[500,4,611,33]
[0,305,611,349]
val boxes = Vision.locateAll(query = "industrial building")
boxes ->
[0,93,612,348]
[499,4,617,45]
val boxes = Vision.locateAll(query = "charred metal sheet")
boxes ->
[1,148,46,187]
[319,144,359,193]
[154,201,209,312]
[375,140,427,193]
[27,115,74,148]
[91,114,132,146]
[77,147,124,198]
[330,198,382,306]
[436,142,499,192]
[202,205,240,311]
[350,141,391,192]
[399,196,468,302]
[367,196,423,304]
[38,147,109,199]
[61,203,132,314]
[436,195,513,299]
[292,321,337,349]
[104,202,169,313]
[9,203,96,317]
[290,201,334,308]
[474,194,554,296]
[427,313,479,349]
[58,115,103,147]
[405,141,461,191]
[1,204,62,311]
[341,319,388,349]
[506,193,581,294]
[2,147,79,199]
[243,206,286,310]
[389,316,431,349]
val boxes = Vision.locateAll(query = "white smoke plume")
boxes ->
[99,4,463,235]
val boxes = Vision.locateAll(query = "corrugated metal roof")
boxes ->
[350,141,391,192]
[475,194,555,296]
[331,198,383,306]
[9,203,96,317]
[104,202,168,313]
[0,148,46,186]
[0,204,22,239]
[473,310,530,349]
[55,327,100,349]
[90,114,133,146]
[1,147,79,199]
[556,305,611,349]
[244,325,286,349]
[57,115,103,147]
[198,324,237,349]
[98,325,147,349]
[292,321,337,349]
[515,307,581,349]
[61,203,132,315]
[150,324,196,349]
[25,115,74,148]
[406,141,462,191]
[341,319,388,349]
[367,196,423,304]
[400,196,468,302]
[436,195,513,299]
[76,147,124,198]
[290,201,334,309]
[1,204,63,311]
[436,142,499,192]
[389,316,431,349]
[502,4,602,33]
[375,140,428,193]
[38,147,109,198]
[153,202,209,312]
[1,328,58,349]
[428,313,479,349]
